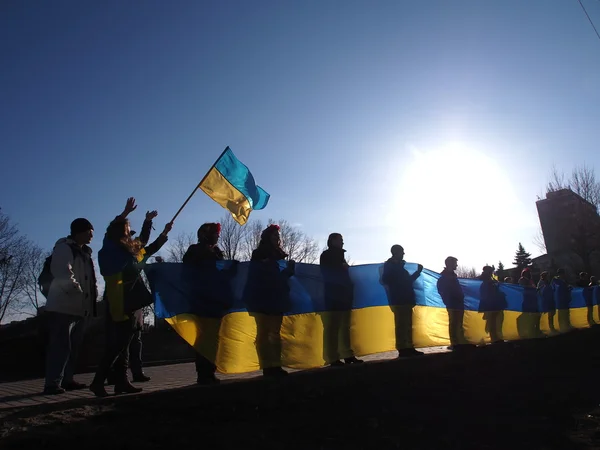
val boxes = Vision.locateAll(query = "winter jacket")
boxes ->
[183,241,225,265]
[382,258,419,306]
[45,237,98,317]
[518,277,535,288]
[437,268,465,310]
[320,247,353,310]
[183,241,236,316]
[244,244,292,314]
[98,218,167,324]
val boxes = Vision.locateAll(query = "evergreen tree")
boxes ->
[497,261,505,280]
[513,243,532,269]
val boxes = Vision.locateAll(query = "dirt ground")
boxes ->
[2,329,600,450]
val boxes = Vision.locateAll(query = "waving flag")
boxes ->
[199,147,270,225]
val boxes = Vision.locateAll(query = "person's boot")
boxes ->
[90,374,109,397]
[397,348,424,358]
[330,360,345,367]
[263,367,288,378]
[114,378,143,395]
[132,372,151,382]
[43,385,66,395]
[196,372,220,386]
[344,356,363,364]
[62,379,87,391]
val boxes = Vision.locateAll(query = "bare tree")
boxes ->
[219,214,247,260]
[18,243,48,317]
[241,219,264,261]
[543,164,600,271]
[533,228,547,254]
[166,231,196,263]
[272,219,320,263]
[456,266,477,279]
[0,209,29,323]
[545,164,600,211]
[570,164,600,211]
[546,164,567,194]
[239,219,320,263]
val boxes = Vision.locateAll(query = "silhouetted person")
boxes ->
[517,267,541,339]
[538,272,556,335]
[382,245,424,357]
[437,256,469,350]
[577,272,590,288]
[477,266,505,343]
[106,213,156,386]
[320,233,363,366]
[518,268,535,288]
[552,268,572,332]
[90,198,171,397]
[183,222,237,385]
[247,224,294,378]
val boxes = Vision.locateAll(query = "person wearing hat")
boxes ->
[381,244,424,357]
[183,222,238,385]
[518,268,535,288]
[437,256,469,350]
[43,217,98,395]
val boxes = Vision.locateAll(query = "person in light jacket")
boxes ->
[43,218,98,395]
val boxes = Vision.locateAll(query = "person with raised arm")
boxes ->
[90,198,172,397]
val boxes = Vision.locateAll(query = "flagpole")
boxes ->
[169,146,230,224]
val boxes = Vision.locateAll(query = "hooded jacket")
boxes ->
[45,237,98,317]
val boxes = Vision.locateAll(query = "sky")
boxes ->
[2,0,600,279]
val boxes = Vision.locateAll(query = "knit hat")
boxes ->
[70,218,94,236]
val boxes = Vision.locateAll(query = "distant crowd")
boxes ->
[40,197,599,397]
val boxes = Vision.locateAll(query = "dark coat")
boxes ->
[320,247,353,310]
[182,241,235,316]
[382,258,419,306]
[437,268,465,310]
[244,244,292,314]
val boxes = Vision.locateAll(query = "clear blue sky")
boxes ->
[2,0,600,273]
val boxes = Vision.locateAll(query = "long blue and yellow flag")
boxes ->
[145,262,600,374]
[199,147,270,225]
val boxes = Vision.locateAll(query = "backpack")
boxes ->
[38,244,77,298]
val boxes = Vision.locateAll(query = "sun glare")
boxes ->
[388,143,522,269]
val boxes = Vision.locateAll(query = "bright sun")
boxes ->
[389,143,522,270]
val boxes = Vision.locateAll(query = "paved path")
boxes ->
[0,347,448,411]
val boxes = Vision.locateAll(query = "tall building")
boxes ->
[535,188,600,278]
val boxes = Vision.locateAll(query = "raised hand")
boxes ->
[145,210,158,221]
[418,264,424,273]
[161,222,173,236]
[124,197,137,214]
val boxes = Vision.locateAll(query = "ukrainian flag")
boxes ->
[199,147,270,225]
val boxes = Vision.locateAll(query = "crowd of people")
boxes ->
[40,197,599,397]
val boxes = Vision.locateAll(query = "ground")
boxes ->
[2,330,600,449]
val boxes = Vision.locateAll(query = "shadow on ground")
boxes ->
[3,329,600,449]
